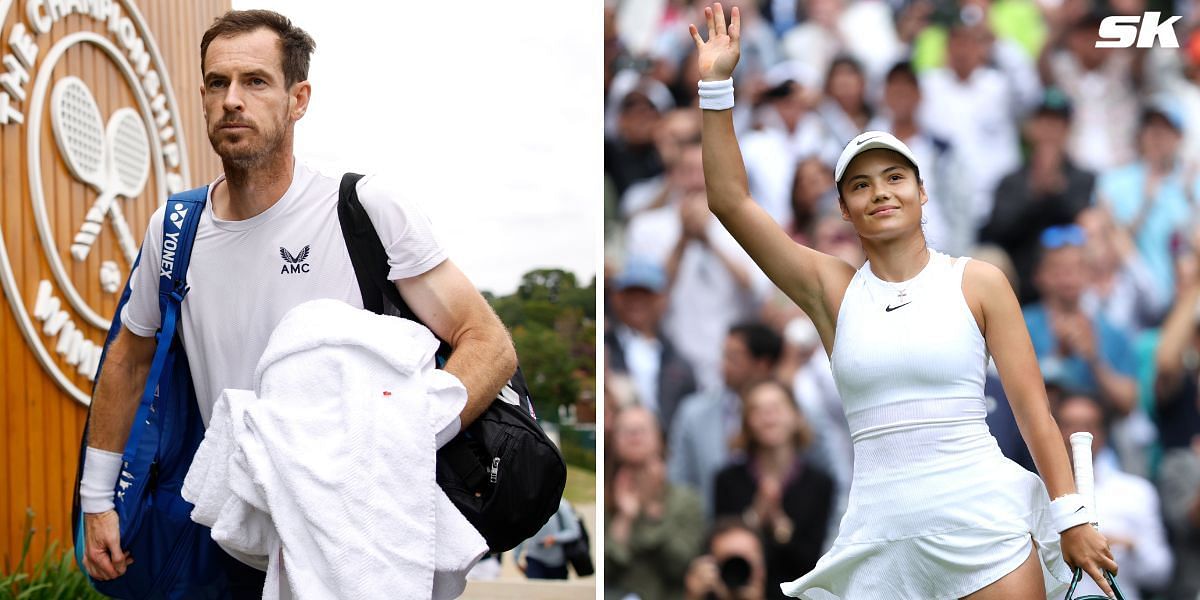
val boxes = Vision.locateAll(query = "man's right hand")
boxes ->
[684,555,728,600]
[82,510,132,580]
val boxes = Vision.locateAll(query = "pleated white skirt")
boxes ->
[781,416,1073,599]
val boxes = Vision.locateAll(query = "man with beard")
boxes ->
[77,10,516,595]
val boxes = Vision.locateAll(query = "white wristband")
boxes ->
[80,447,123,514]
[698,78,735,111]
[1049,493,1091,533]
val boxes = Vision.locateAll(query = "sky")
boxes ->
[229,1,602,295]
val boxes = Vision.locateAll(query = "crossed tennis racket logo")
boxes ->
[50,76,150,265]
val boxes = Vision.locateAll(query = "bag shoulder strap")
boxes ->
[122,188,207,466]
[336,173,535,418]
[336,173,453,355]
[336,172,413,318]
[336,173,491,489]
[158,188,208,305]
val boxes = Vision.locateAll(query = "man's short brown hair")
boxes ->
[200,9,316,87]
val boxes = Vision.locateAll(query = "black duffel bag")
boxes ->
[338,172,567,552]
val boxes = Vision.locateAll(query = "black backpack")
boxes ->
[336,172,567,552]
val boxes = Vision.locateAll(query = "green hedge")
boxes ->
[1,509,104,599]
[558,425,596,471]
[560,442,595,471]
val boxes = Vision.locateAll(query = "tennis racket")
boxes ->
[50,77,147,263]
[1063,432,1126,600]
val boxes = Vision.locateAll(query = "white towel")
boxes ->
[183,299,488,599]
[183,389,274,571]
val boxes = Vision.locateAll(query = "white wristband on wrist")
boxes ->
[1049,493,1091,533]
[80,447,123,514]
[698,78,735,111]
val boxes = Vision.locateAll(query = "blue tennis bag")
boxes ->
[71,187,231,599]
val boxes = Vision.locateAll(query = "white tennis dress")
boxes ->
[781,250,1073,599]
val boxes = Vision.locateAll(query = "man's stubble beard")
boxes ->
[208,106,290,172]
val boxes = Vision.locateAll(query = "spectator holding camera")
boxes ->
[713,379,834,599]
[684,518,768,600]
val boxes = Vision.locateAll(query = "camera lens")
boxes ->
[718,556,752,590]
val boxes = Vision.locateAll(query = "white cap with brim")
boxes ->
[834,131,921,184]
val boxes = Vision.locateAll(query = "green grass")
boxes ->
[0,509,105,600]
[564,463,596,506]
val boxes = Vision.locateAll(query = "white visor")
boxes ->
[834,131,921,184]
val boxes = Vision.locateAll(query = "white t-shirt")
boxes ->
[918,66,1025,226]
[121,161,447,425]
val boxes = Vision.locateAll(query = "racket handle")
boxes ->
[71,236,95,261]
[108,201,138,263]
[1070,432,1097,527]
[70,190,116,261]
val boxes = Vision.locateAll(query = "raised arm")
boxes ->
[82,326,156,581]
[964,260,1118,596]
[395,259,517,427]
[1155,257,1200,403]
[689,4,853,350]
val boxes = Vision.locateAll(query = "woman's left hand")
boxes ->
[1060,525,1119,598]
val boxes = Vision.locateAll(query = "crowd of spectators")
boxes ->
[604,0,1200,598]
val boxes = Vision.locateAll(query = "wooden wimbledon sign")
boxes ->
[0,0,192,404]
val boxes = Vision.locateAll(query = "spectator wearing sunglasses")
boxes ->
[1022,225,1139,418]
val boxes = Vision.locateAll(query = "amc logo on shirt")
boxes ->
[280,245,312,274]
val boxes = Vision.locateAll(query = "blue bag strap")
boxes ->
[119,189,207,481]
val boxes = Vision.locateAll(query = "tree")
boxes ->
[511,324,579,417]
[488,269,596,421]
